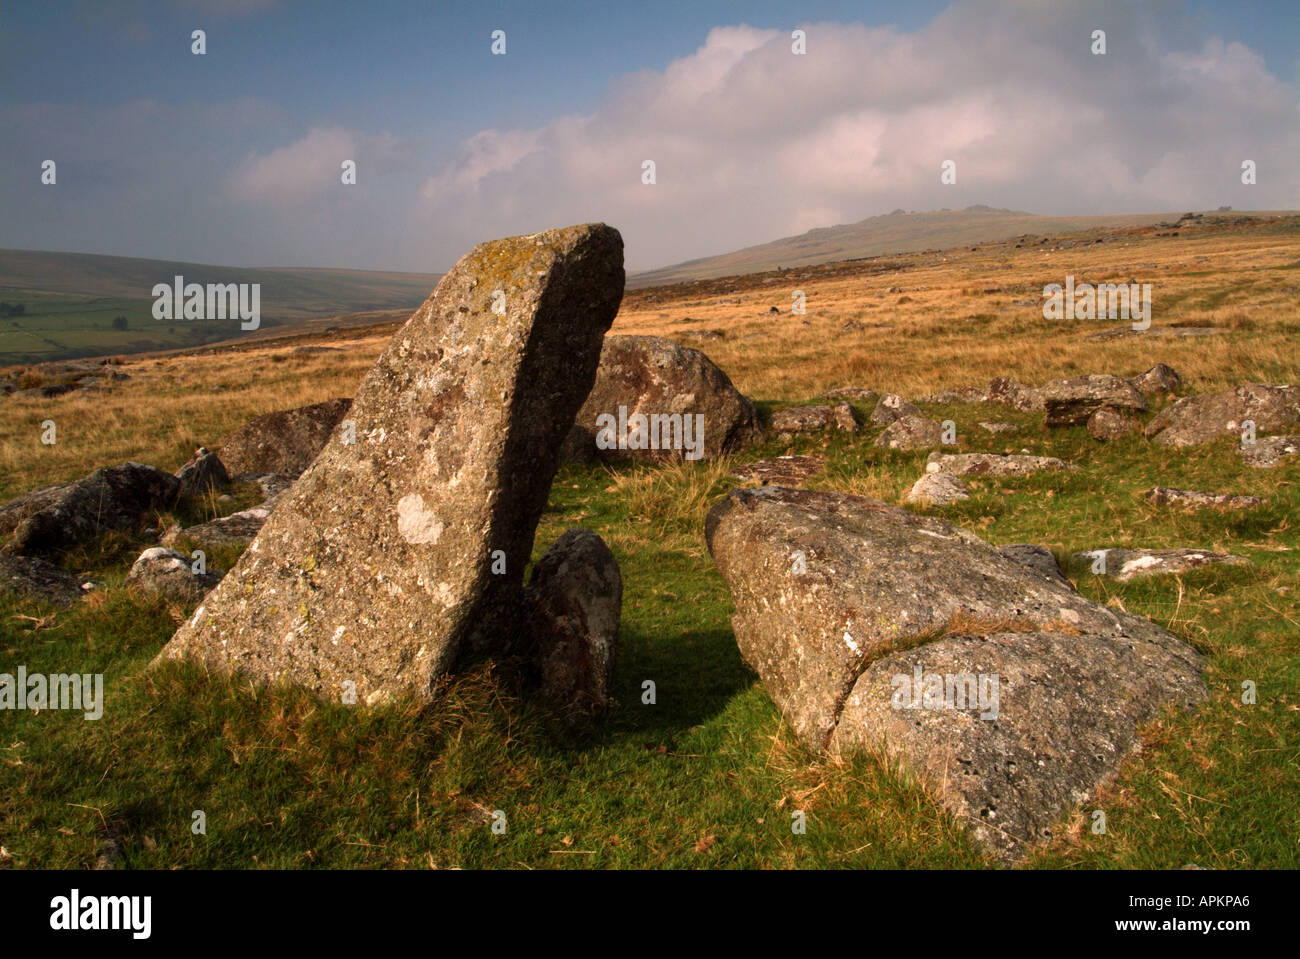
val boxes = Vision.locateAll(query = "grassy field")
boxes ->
[1,216,1297,869]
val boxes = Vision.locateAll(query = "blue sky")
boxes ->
[2,0,1297,272]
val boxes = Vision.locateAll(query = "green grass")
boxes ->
[1,397,1297,869]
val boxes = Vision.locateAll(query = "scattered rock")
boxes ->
[6,463,180,555]
[979,421,1018,434]
[216,397,353,476]
[1040,375,1147,428]
[771,404,860,436]
[870,394,922,426]
[1086,407,1142,441]
[0,553,92,606]
[1238,435,1299,468]
[997,544,1069,586]
[705,486,1205,861]
[157,223,625,704]
[1074,547,1252,581]
[1130,363,1182,396]
[162,505,272,550]
[1144,384,1300,447]
[522,530,622,728]
[127,547,224,605]
[1144,488,1263,510]
[570,335,761,463]
[821,386,877,403]
[731,455,826,486]
[904,472,970,505]
[175,447,231,500]
[925,452,1075,477]
[875,414,944,450]
[1086,325,1222,341]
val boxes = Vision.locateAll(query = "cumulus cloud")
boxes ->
[414,0,1300,270]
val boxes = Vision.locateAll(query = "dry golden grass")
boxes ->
[2,217,1296,500]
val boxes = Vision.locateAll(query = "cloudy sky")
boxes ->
[2,0,1297,272]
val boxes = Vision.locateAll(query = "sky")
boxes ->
[1,0,1297,273]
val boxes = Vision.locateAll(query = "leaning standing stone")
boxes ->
[157,224,625,705]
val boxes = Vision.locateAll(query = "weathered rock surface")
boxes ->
[705,486,1205,860]
[127,547,224,605]
[997,544,1069,587]
[731,455,826,486]
[176,447,231,500]
[158,223,625,704]
[569,335,760,462]
[979,421,1018,434]
[1130,363,1182,396]
[904,472,970,505]
[1041,375,1147,428]
[1238,435,1299,468]
[162,505,272,550]
[771,403,860,436]
[829,628,1204,861]
[925,452,1075,477]
[1144,488,1263,510]
[822,386,878,403]
[5,463,180,555]
[1144,384,1300,447]
[876,414,944,450]
[1074,547,1252,581]
[0,553,92,606]
[216,398,353,476]
[1086,406,1142,441]
[522,530,622,728]
[870,393,922,426]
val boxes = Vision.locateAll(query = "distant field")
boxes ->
[0,249,441,364]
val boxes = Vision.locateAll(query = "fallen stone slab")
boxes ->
[1087,325,1222,341]
[730,455,826,486]
[127,547,225,605]
[217,397,353,477]
[1144,488,1263,510]
[829,628,1205,861]
[0,554,93,606]
[1040,375,1147,428]
[925,452,1075,477]
[870,393,922,426]
[875,414,943,450]
[705,486,1204,860]
[157,223,625,705]
[7,463,180,556]
[904,472,970,506]
[522,529,622,729]
[979,421,1018,434]
[1073,547,1252,581]
[1238,435,1299,468]
[1144,384,1299,447]
[568,335,760,463]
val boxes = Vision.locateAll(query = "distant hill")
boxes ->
[627,206,1288,286]
[0,249,440,364]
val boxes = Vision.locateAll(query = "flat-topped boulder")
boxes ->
[925,452,1075,477]
[568,335,760,463]
[770,403,860,436]
[1040,374,1147,428]
[157,223,625,705]
[1144,384,1299,447]
[705,486,1205,860]
[730,455,826,486]
[875,414,943,450]
[904,472,969,505]
[217,398,353,477]
[1074,547,1252,581]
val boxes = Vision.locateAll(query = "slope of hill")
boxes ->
[628,206,1291,286]
[0,249,441,364]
